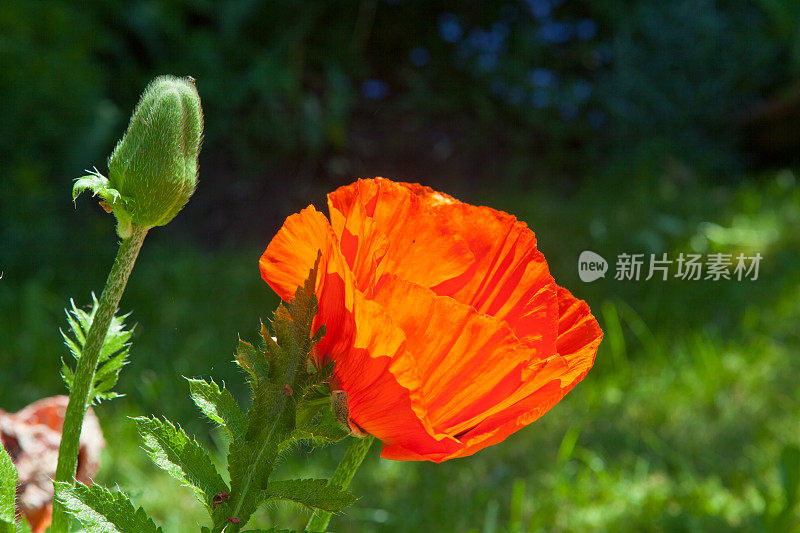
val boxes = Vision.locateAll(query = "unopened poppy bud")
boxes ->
[73,75,203,238]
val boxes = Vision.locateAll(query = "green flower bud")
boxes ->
[73,75,203,238]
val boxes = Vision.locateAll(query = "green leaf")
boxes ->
[288,384,349,449]
[188,377,247,442]
[54,481,162,533]
[265,479,356,513]
[235,338,270,381]
[219,259,322,530]
[135,417,228,513]
[61,295,133,404]
[0,443,17,531]
[72,169,127,204]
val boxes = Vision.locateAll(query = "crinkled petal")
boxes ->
[259,204,456,455]
[259,205,334,301]
[327,179,475,294]
[260,179,602,463]
[372,276,563,441]
[428,201,560,355]
[405,286,602,462]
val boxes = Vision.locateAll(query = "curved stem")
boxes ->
[306,436,375,532]
[51,225,148,533]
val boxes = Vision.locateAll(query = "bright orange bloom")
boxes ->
[260,178,602,462]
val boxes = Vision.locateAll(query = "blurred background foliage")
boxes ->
[2,0,800,531]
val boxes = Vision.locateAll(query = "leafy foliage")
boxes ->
[72,169,128,209]
[218,257,351,531]
[135,417,228,512]
[187,377,247,442]
[61,295,133,403]
[54,482,162,533]
[61,261,355,532]
[264,479,356,513]
[0,444,17,533]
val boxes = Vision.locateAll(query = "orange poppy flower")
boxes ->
[259,178,602,462]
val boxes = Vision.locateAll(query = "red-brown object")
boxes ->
[0,396,105,533]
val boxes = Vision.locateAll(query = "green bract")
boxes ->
[73,75,203,238]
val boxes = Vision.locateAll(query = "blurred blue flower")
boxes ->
[468,28,506,54]
[573,79,593,102]
[530,89,550,109]
[587,109,606,129]
[507,85,526,106]
[409,47,431,67]
[525,0,551,18]
[539,21,573,44]
[439,13,463,43]
[528,67,556,88]
[361,79,389,100]
[477,52,499,72]
[559,101,579,120]
[576,19,597,40]
[491,22,510,39]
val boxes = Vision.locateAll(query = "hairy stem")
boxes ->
[51,225,148,533]
[306,436,375,532]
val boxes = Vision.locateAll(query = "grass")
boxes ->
[1,168,799,531]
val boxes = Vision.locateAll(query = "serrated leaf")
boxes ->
[292,404,350,447]
[135,417,227,512]
[265,479,356,513]
[235,338,270,381]
[72,169,127,205]
[219,260,322,529]
[54,482,162,533]
[0,444,17,530]
[61,296,133,404]
[188,377,247,442]
[294,361,335,394]
[310,324,326,346]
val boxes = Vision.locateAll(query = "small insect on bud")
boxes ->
[73,75,203,238]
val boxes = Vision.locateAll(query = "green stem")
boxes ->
[306,436,375,532]
[51,225,148,533]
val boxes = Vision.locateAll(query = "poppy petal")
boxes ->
[260,178,602,463]
[260,205,458,455]
[327,179,475,293]
[372,276,562,441]
[427,201,560,355]
[431,287,602,461]
[259,205,334,301]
